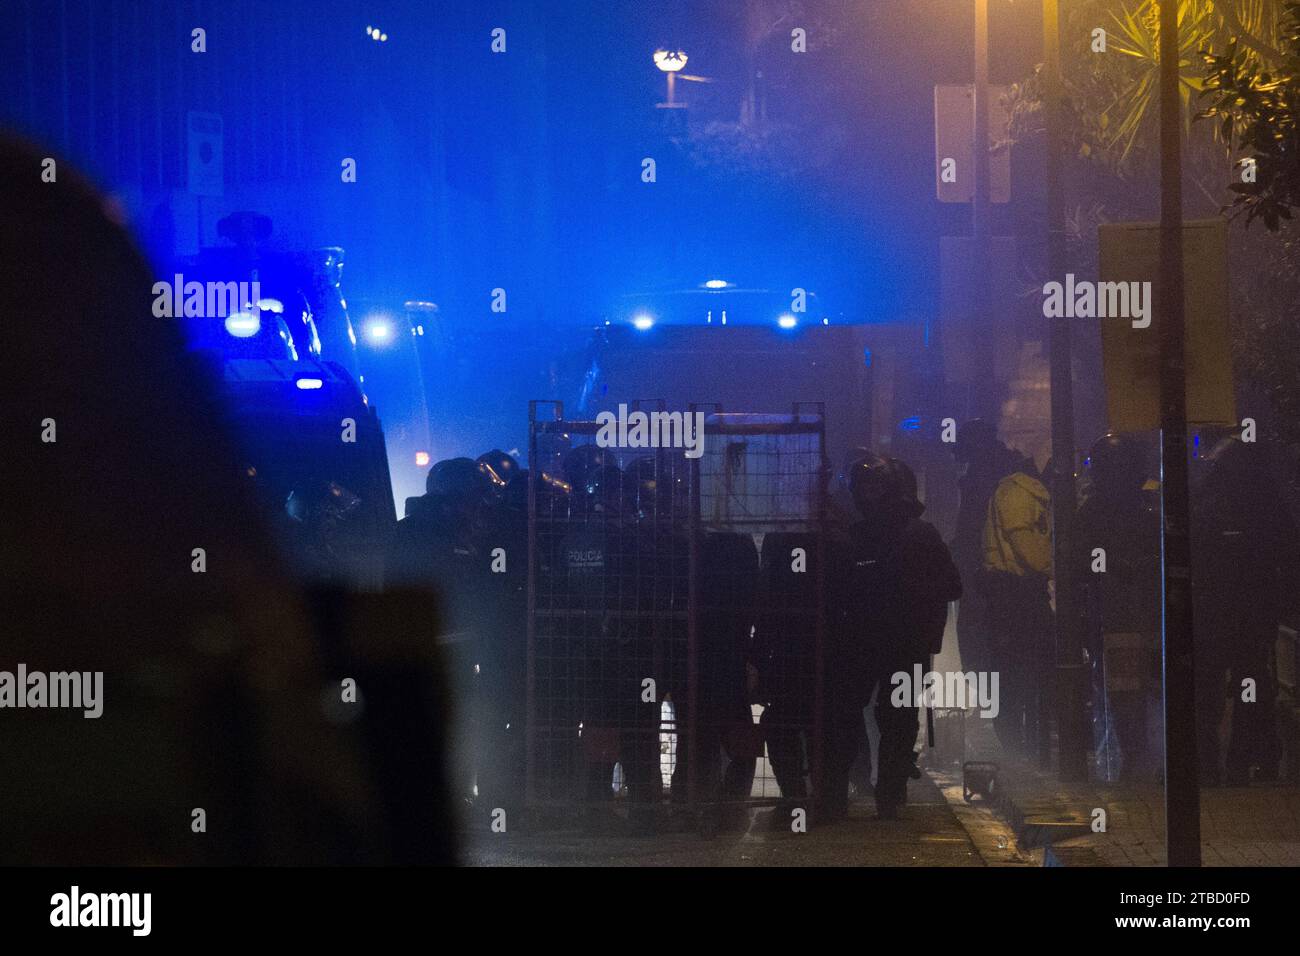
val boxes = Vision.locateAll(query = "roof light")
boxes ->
[704,279,727,289]
[295,377,324,390]
[778,314,797,329]
[632,314,654,330]
[224,312,261,338]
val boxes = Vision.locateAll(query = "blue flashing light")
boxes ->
[632,314,654,331]
[224,312,261,338]
[899,416,921,431]
[863,348,872,367]
[777,314,797,329]
[365,319,393,344]
[295,377,324,390]
[704,279,728,289]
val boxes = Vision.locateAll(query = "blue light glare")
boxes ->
[704,279,728,289]
[632,314,654,330]
[777,314,797,329]
[899,416,921,431]
[295,377,324,390]
[364,319,393,344]
[224,312,261,338]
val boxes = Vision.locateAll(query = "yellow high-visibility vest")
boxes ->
[983,472,1052,576]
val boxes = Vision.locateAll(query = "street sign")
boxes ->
[934,84,1011,203]
[1098,219,1236,431]
[186,111,224,197]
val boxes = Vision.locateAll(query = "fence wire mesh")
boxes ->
[525,401,828,821]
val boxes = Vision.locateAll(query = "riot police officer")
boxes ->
[471,450,529,818]
[1193,437,1300,785]
[1077,433,1160,782]
[834,453,961,820]
[547,461,660,827]
[754,526,823,816]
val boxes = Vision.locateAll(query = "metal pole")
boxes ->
[971,0,995,421]
[1043,0,1088,781]
[686,411,701,808]
[524,402,543,807]
[1157,0,1201,867]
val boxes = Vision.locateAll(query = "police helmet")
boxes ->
[426,457,490,501]
[848,453,922,519]
[477,449,520,491]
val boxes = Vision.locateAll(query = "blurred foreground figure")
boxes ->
[1193,438,1300,786]
[385,457,492,814]
[829,454,961,821]
[1078,434,1161,783]
[0,138,453,864]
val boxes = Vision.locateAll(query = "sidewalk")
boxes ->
[461,772,1022,866]
[939,718,1300,866]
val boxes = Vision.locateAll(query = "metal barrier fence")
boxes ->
[525,400,828,825]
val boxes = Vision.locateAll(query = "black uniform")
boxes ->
[1192,442,1300,785]
[1077,459,1160,782]
[754,531,823,807]
[671,531,760,806]
[471,493,529,815]
[832,515,960,816]
[831,455,961,820]
[539,494,660,807]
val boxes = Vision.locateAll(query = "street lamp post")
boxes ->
[654,49,689,108]
[1041,0,1089,783]
[972,0,987,424]
[1157,0,1201,869]
[971,0,996,425]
